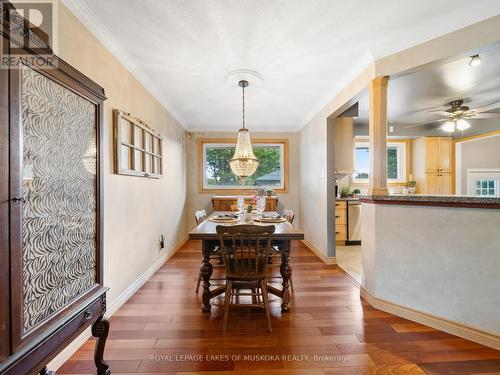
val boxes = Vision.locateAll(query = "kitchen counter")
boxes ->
[336,197,360,201]
[359,194,500,208]
[360,194,500,340]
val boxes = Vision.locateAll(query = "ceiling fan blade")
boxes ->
[471,112,500,119]
[473,99,500,113]
[404,118,447,128]
[428,110,452,116]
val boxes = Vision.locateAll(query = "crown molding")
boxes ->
[185,125,300,133]
[62,0,188,129]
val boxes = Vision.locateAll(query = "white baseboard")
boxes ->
[105,237,187,317]
[360,287,500,350]
[47,237,188,371]
[301,239,337,265]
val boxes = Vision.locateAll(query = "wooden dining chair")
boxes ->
[194,210,223,293]
[269,209,295,291]
[283,209,295,224]
[216,224,275,332]
[194,209,208,225]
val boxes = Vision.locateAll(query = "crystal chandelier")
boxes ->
[229,80,259,179]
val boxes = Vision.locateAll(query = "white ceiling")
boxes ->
[63,0,500,131]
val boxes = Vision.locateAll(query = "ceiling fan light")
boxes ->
[441,121,455,133]
[469,54,483,66]
[456,119,470,131]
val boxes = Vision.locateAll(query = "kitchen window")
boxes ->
[475,179,497,196]
[353,141,407,184]
[467,169,500,197]
[199,139,288,192]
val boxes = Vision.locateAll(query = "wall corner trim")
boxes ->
[360,287,500,351]
[301,240,337,265]
[47,237,188,371]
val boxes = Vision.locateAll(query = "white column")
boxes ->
[368,76,389,195]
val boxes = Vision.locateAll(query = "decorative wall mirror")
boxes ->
[113,109,163,178]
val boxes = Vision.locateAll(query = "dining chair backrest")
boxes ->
[194,209,207,225]
[283,209,295,224]
[216,224,275,279]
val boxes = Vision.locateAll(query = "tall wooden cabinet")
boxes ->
[1,3,110,374]
[412,137,453,195]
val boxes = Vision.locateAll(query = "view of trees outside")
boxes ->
[354,146,369,179]
[354,146,399,180]
[387,147,398,179]
[204,144,282,187]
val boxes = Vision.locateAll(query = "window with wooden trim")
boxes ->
[113,109,163,178]
[198,139,289,192]
[353,140,408,184]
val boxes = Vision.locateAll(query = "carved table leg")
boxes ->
[201,240,214,312]
[280,240,292,312]
[92,316,111,375]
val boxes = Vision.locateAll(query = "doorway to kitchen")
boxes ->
[328,104,364,285]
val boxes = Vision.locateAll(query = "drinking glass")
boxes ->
[257,196,266,219]
[237,196,245,220]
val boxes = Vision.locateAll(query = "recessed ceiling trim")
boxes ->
[62,0,188,129]
[224,69,263,88]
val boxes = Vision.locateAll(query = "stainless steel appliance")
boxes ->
[347,200,362,244]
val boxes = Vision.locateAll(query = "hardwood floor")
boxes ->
[59,241,500,374]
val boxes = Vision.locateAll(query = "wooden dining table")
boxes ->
[188,212,305,313]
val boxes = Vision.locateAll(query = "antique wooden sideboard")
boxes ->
[0,2,110,374]
[211,195,278,211]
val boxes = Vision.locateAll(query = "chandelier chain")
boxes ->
[242,83,245,129]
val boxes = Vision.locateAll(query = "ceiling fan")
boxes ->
[406,98,500,132]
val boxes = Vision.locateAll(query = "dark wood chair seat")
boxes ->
[216,224,275,332]
[226,259,268,281]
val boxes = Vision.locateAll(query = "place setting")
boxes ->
[208,212,239,223]
[253,212,287,223]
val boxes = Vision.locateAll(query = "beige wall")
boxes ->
[186,131,300,228]
[457,135,500,194]
[58,5,188,306]
[300,65,375,258]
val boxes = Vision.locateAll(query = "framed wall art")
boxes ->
[113,109,163,178]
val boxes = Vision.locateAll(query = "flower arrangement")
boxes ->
[340,186,351,198]
[406,180,416,188]
[406,175,417,194]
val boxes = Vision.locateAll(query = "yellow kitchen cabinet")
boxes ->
[423,172,452,195]
[412,137,453,195]
[334,201,347,244]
